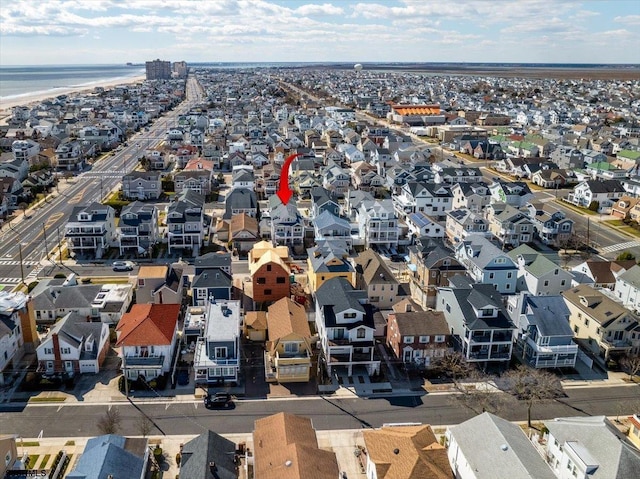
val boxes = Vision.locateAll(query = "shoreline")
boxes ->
[0,74,147,122]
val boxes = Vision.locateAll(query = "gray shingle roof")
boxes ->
[66,435,147,479]
[179,430,237,479]
[448,413,556,479]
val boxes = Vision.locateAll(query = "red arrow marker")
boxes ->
[276,153,302,205]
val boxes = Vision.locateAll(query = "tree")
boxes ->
[619,354,640,381]
[588,200,599,212]
[501,365,564,428]
[216,173,225,185]
[96,407,121,435]
[63,171,74,183]
[433,352,509,415]
[18,202,28,218]
[616,251,636,261]
[136,413,153,437]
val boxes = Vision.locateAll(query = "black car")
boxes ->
[204,392,233,409]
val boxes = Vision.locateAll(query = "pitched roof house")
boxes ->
[363,425,452,479]
[116,303,181,381]
[354,249,401,309]
[179,430,238,479]
[66,434,149,479]
[253,413,339,479]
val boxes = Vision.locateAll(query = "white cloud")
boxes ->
[295,3,344,16]
[613,15,640,25]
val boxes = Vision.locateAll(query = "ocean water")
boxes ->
[0,64,145,100]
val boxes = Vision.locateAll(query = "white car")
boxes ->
[112,261,134,272]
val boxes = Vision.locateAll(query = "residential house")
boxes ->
[117,202,159,256]
[614,264,640,311]
[486,203,534,248]
[451,182,492,214]
[322,161,351,197]
[225,213,259,254]
[524,205,574,247]
[571,259,636,290]
[393,181,452,220]
[268,195,305,247]
[166,189,206,256]
[178,431,237,479]
[32,276,133,325]
[562,284,640,364]
[116,303,181,381]
[531,169,573,189]
[437,281,516,366]
[454,235,518,294]
[567,179,626,213]
[194,252,231,275]
[489,181,534,207]
[174,169,212,196]
[249,241,291,304]
[66,435,149,479]
[135,264,185,304]
[312,210,352,247]
[508,245,572,296]
[445,208,490,245]
[611,197,640,220]
[65,203,116,259]
[244,311,268,342]
[191,269,233,305]
[223,188,258,220]
[264,298,314,383]
[231,165,255,190]
[435,166,483,184]
[193,300,241,386]
[307,240,355,294]
[629,414,640,450]
[446,412,556,479]
[408,238,466,308]
[386,310,452,369]
[122,171,162,200]
[315,277,379,376]
[253,413,340,479]
[36,312,109,375]
[310,186,340,218]
[537,416,640,479]
[0,294,26,386]
[362,425,452,479]
[508,293,577,369]
[354,249,400,310]
[358,199,399,250]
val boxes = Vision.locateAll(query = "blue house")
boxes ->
[192,269,233,305]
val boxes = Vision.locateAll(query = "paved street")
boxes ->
[1,384,638,438]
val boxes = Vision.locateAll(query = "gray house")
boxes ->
[122,171,162,200]
[179,431,238,479]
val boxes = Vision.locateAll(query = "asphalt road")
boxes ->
[1,385,637,438]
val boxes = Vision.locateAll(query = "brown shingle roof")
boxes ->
[362,425,451,479]
[137,265,168,279]
[230,212,259,236]
[245,311,268,330]
[267,298,311,341]
[391,311,450,337]
[354,249,399,286]
[253,412,339,479]
[116,303,180,346]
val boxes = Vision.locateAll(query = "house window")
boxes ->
[584,318,589,326]
[276,277,286,284]
[544,280,549,286]
[256,277,266,284]
[446,304,451,313]
[419,336,429,343]
[574,325,580,334]
[44,348,53,355]
[404,336,414,344]
[507,272,513,279]
[266,265,272,272]
[561,280,566,286]
[344,313,357,319]
[264,289,272,295]
[138,278,145,287]
[435,335,445,343]
[489,273,494,279]
[284,342,299,354]
[61,347,71,355]
[215,347,227,359]
[357,328,366,339]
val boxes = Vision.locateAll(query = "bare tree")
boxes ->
[97,407,121,435]
[18,202,28,218]
[502,365,564,428]
[136,413,153,437]
[620,354,640,381]
[434,352,509,415]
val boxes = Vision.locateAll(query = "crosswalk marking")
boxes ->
[82,174,123,180]
[0,260,40,266]
[0,278,21,285]
[600,240,640,254]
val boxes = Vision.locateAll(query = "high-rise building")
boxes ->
[173,61,187,79]
[145,59,171,80]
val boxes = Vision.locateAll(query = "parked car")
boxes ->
[204,392,233,409]
[112,261,134,272]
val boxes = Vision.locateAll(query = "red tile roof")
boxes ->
[116,304,181,346]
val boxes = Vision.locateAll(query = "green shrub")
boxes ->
[54,273,67,279]
[27,281,39,292]
[588,200,599,211]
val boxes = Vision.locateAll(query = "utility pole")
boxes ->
[56,226,63,265]
[123,351,129,398]
[42,223,49,261]
[18,243,25,285]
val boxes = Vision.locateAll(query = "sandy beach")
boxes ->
[0,74,146,122]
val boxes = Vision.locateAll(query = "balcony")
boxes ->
[123,354,165,367]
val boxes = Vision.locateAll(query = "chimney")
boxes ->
[209,461,217,474]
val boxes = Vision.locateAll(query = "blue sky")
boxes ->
[1,0,639,65]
